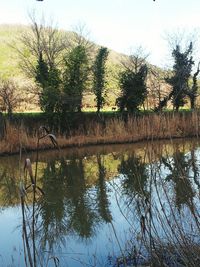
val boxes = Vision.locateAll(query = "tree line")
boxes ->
[0,16,200,117]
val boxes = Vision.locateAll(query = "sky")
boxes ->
[1,0,200,67]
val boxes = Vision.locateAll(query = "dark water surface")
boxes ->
[1,139,200,267]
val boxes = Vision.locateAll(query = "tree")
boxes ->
[147,67,170,111]
[0,78,23,117]
[70,23,95,55]
[117,64,148,112]
[117,48,148,112]
[15,13,68,114]
[17,13,68,77]
[62,45,89,112]
[187,62,200,109]
[35,52,61,114]
[165,42,194,111]
[93,47,109,113]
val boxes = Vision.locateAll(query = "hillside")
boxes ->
[0,24,122,77]
[0,24,25,77]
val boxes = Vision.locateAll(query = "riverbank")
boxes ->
[1,112,200,155]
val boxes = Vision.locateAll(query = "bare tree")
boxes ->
[121,46,149,73]
[70,23,95,56]
[164,29,197,55]
[14,12,69,78]
[0,79,23,116]
[147,67,171,110]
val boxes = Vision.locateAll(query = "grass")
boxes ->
[1,111,200,155]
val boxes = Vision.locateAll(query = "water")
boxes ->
[0,139,200,267]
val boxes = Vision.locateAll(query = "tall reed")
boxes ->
[1,112,200,155]
[19,127,59,267]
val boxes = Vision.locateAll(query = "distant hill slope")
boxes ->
[0,24,123,77]
[0,24,26,77]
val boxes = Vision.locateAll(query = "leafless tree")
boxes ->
[147,67,171,110]
[0,79,23,116]
[121,46,149,73]
[14,12,69,78]
[70,23,95,57]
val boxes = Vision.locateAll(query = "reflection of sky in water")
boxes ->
[0,207,24,267]
[0,139,200,266]
[0,189,131,267]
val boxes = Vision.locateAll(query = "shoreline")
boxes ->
[0,134,198,157]
[1,112,200,157]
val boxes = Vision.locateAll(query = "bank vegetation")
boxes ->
[1,111,200,155]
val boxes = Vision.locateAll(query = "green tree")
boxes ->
[93,47,109,112]
[117,64,148,112]
[35,53,49,88]
[35,52,60,114]
[187,63,200,109]
[18,13,68,78]
[165,42,194,111]
[16,13,67,115]
[62,45,89,112]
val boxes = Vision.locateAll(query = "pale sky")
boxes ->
[1,0,200,67]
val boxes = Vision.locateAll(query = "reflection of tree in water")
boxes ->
[38,156,102,252]
[0,167,19,207]
[114,146,200,267]
[161,149,195,210]
[38,160,67,251]
[61,157,100,239]
[96,154,112,223]
[118,153,149,203]
[190,148,200,190]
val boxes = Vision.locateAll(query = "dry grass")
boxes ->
[1,112,200,155]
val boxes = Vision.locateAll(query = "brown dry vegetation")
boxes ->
[1,112,200,155]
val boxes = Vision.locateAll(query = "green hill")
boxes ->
[0,24,122,77]
[0,24,27,77]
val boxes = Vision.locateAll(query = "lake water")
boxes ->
[0,139,200,267]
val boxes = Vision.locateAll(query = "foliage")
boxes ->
[165,42,194,111]
[35,52,61,114]
[93,47,109,112]
[117,65,148,112]
[18,14,68,78]
[3,24,200,113]
[0,25,123,112]
[14,16,67,115]
[187,63,200,109]
[62,45,89,112]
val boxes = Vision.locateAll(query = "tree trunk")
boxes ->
[0,112,6,139]
[190,96,195,110]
